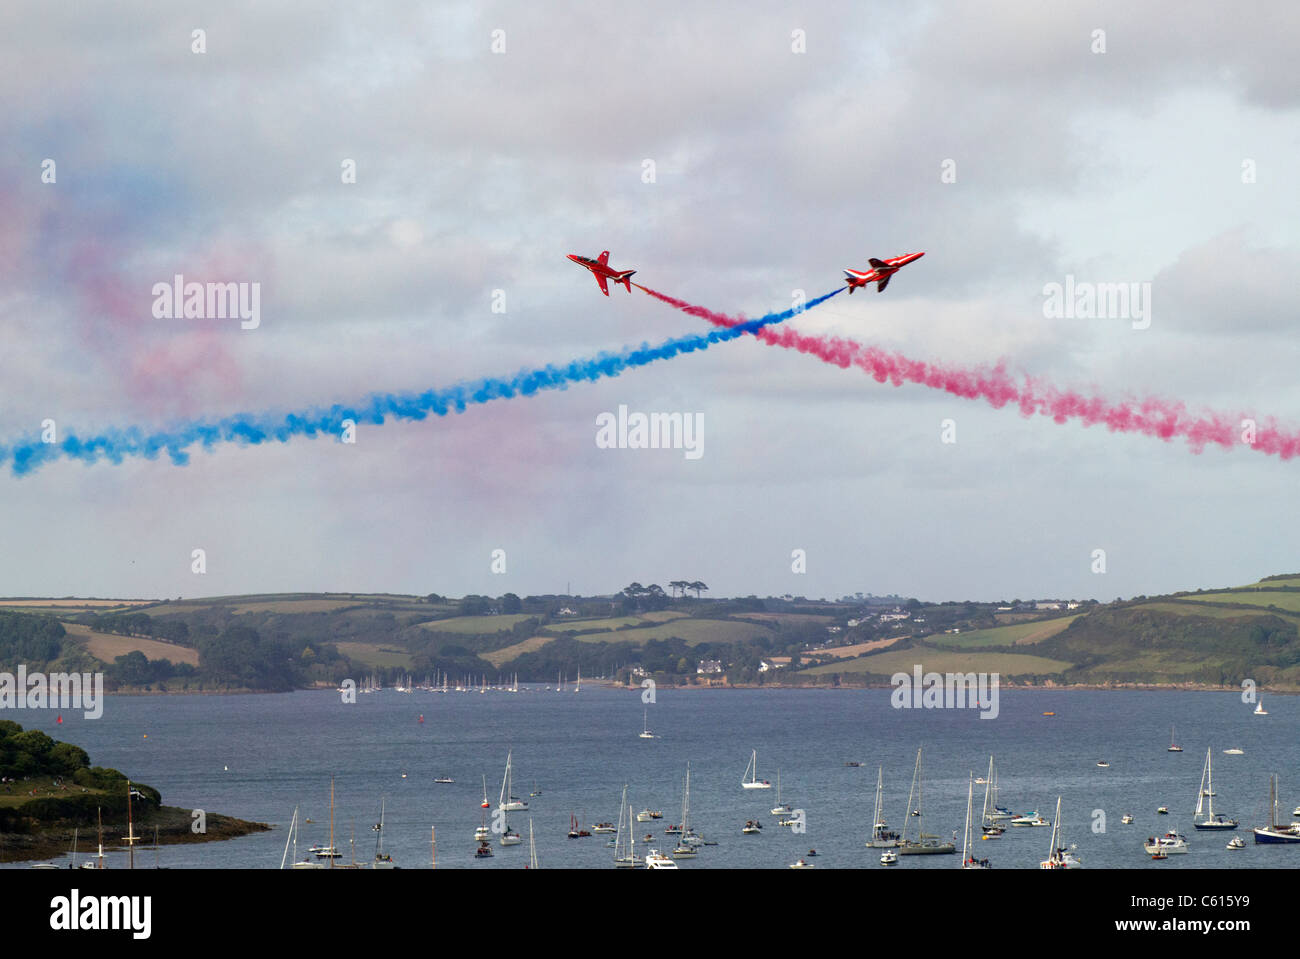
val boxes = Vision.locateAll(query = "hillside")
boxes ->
[2,576,1299,691]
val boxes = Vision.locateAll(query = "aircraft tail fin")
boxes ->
[618,270,635,291]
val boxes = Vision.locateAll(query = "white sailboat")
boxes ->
[1254,698,1268,715]
[865,765,900,847]
[1040,796,1081,868]
[897,747,955,855]
[1167,724,1183,752]
[638,708,655,739]
[574,668,581,693]
[980,756,1004,838]
[770,768,792,816]
[672,763,697,859]
[497,750,529,811]
[961,773,990,869]
[1192,747,1238,830]
[741,749,772,789]
[498,750,524,845]
[614,786,637,868]
[371,796,396,868]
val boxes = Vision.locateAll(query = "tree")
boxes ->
[500,593,522,614]
[689,581,709,599]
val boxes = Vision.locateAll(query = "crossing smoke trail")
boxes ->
[636,283,1300,461]
[0,288,844,476]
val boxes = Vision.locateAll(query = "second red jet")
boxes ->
[843,252,925,293]
[567,251,636,296]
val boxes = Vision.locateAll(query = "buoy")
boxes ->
[418,715,425,724]
[56,716,62,724]
[143,733,148,738]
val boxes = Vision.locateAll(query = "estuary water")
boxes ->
[3,685,1295,869]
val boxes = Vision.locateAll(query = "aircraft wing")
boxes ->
[596,272,610,296]
[877,275,891,292]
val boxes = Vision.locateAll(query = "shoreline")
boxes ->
[0,805,271,864]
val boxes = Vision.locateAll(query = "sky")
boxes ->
[0,1,1297,603]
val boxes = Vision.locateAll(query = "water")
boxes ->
[4,686,1295,869]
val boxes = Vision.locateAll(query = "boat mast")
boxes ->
[962,773,973,863]
[901,748,921,844]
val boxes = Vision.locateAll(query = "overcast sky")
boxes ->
[1,2,1297,603]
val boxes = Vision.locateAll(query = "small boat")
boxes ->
[961,772,990,870]
[474,823,491,842]
[1253,774,1300,843]
[742,820,763,834]
[644,848,677,869]
[880,849,898,865]
[1121,814,1134,824]
[1223,748,1244,755]
[1096,761,1110,768]
[845,761,862,767]
[1156,806,1168,815]
[770,769,793,816]
[434,777,454,784]
[474,840,494,858]
[1150,851,1168,860]
[592,822,616,834]
[1143,831,1189,854]
[1227,836,1246,850]
[1167,725,1183,752]
[638,708,655,739]
[636,809,661,823]
[480,775,491,809]
[741,749,772,790]
[866,766,901,847]
[1294,806,1300,818]
[1193,748,1238,831]
[806,849,818,857]
[1254,699,1267,716]
[1039,797,1081,869]
[789,859,814,868]
[1011,812,1050,827]
[567,814,591,839]
[1042,711,1055,716]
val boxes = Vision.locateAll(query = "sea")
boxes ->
[2,684,1295,870]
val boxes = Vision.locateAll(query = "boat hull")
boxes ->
[896,842,955,855]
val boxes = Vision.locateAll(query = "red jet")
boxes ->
[567,250,636,296]
[843,252,925,293]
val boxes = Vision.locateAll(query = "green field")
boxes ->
[1184,591,1300,613]
[483,636,555,667]
[574,618,773,646]
[333,642,413,668]
[928,615,1080,648]
[544,616,645,633]
[1134,601,1300,621]
[418,614,534,634]
[803,646,1075,677]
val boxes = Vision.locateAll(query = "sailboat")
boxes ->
[498,752,524,845]
[614,786,637,868]
[980,756,1004,838]
[897,747,955,855]
[1039,796,1081,868]
[371,797,396,867]
[284,805,326,869]
[556,671,563,692]
[865,766,900,847]
[497,750,529,811]
[672,763,697,859]
[481,774,491,810]
[1167,725,1183,752]
[1192,748,1238,830]
[961,773,990,869]
[1254,698,1268,716]
[574,668,581,692]
[638,708,655,739]
[741,749,772,789]
[1253,774,1300,843]
[770,768,793,816]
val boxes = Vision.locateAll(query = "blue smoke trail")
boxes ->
[0,288,843,476]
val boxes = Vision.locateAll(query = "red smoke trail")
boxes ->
[634,283,1300,461]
